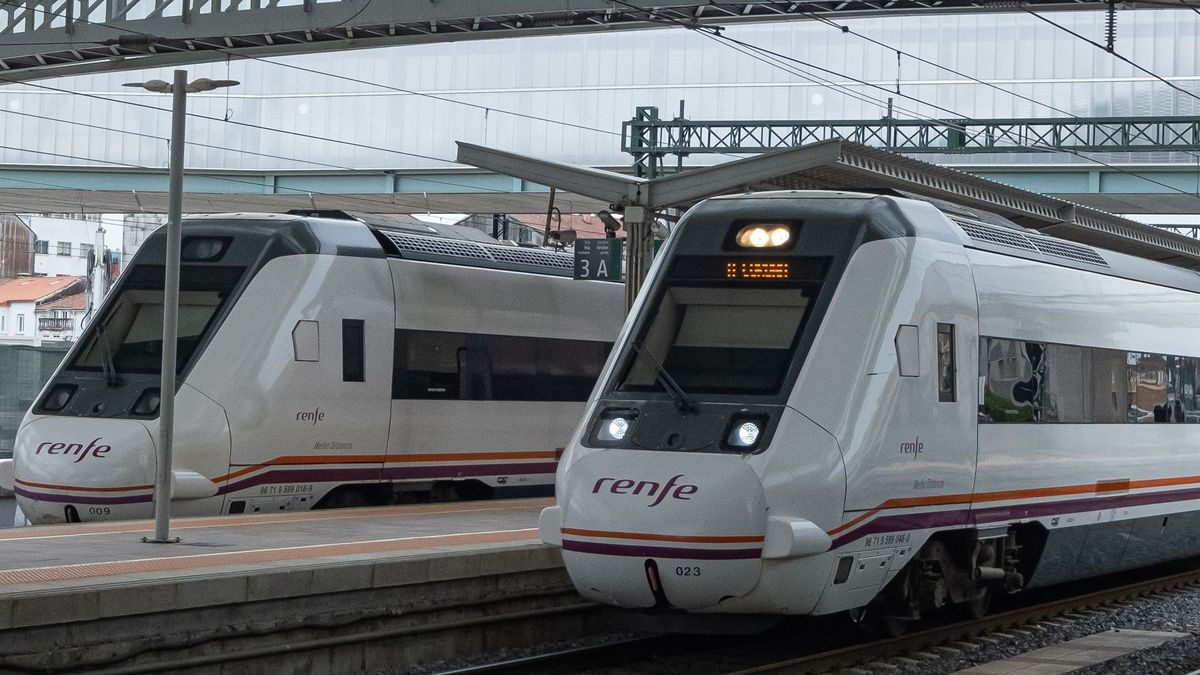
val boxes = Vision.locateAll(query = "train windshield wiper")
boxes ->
[96,322,121,387]
[631,341,696,412]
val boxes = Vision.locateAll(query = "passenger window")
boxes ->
[292,320,319,362]
[980,338,1041,422]
[1042,344,1087,423]
[1129,352,1169,423]
[936,323,956,402]
[342,319,365,383]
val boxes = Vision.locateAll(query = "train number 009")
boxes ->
[675,566,701,577]
[87,507,111,517]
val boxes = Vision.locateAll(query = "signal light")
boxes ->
[735,224,791,249]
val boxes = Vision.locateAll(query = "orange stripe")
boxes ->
[210,450,558,483]
[561,527,764,544]
[831,473,1200,536]
[15,478,154,493]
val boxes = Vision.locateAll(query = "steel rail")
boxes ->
[726,567,1200,674]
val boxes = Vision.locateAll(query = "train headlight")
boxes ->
[39,384,77,413]
[595,409,639,445]
[724,415,768,451]
[735,422,760,446]
[735,224,791,249]
[132,388,161,417]
[607,417,630,440]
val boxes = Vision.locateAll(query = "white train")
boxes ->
[541,191,1200,633]
[2,212,623,525]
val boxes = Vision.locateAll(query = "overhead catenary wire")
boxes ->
[628,1,1200,205]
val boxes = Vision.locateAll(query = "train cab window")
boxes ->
[69,265,243,376]
[342,319,365,382]
[619,286,814,396]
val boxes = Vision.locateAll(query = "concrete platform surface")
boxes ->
[957,629,1189,674]
[0,498,556,631]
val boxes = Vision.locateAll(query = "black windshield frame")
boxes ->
[67,264,245,377]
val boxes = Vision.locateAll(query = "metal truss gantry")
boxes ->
[0,0,1169,83]
[624,106,1200,177]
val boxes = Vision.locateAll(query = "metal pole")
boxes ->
[150,69,187,543]
[623,206,653,311]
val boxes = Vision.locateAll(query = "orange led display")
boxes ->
[724,261,790,280]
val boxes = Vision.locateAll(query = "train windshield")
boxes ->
[617,273,823,396]
[69,265,244,376]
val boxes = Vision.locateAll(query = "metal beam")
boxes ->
[455,142,646,207]
[624,111,1200,161]
[0,0,1153,82]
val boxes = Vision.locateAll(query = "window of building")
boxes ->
[57,242,71,256]
[80,243,94,259]
[0,315,5,332]
[17,314,24,333]
[33,240,48,254]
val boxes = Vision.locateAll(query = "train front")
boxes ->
[3,223,251,525]
[543,192,915,614]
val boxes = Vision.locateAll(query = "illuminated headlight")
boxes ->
[735,224,792,249]
[596,409,638,444]
[725,415,768,450]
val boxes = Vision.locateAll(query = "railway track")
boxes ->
[457,563,1200,674]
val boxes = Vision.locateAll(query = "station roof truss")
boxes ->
[456,139,1200,271]
[0,0,1162,83]
[623,111,1200,159]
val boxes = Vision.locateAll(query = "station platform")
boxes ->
[0,498,582,672]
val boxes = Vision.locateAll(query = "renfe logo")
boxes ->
[592,474,698,507]
[35,437,112,463]
[296,408,325,426]
[900,436,924,459]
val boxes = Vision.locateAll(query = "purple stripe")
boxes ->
[218,462,557,496]
[832,483,1200,549]
[14,487,153,506]
[563,539,762,560]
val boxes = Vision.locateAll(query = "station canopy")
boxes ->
[457,139,1200,271]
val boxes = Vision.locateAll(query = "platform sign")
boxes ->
[574,239,623,282]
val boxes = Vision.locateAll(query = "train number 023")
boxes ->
[675,566,701,577]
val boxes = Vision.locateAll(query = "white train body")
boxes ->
[543,191,1200,620]
[7,214,623,525]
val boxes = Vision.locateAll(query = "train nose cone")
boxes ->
[13,418,156,524]
[555,450,767,610]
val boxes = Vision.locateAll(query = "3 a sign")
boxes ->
[574,239,623,282]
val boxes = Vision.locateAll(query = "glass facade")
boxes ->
[1,10,1197,174]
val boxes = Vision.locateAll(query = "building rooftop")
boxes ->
[0,276,82,306]
[36,291,85,311]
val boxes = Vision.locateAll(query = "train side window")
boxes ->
[1129,352,1169,423]
[936,323,956,402]
[292,320,319,362]
[980,338,1042,422]
[1042,344,1087,423]
[342,319,365,383]
[1089,348,1129,424]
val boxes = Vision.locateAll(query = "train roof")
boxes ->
[708,191,1200,295]
[180,212,576,278]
